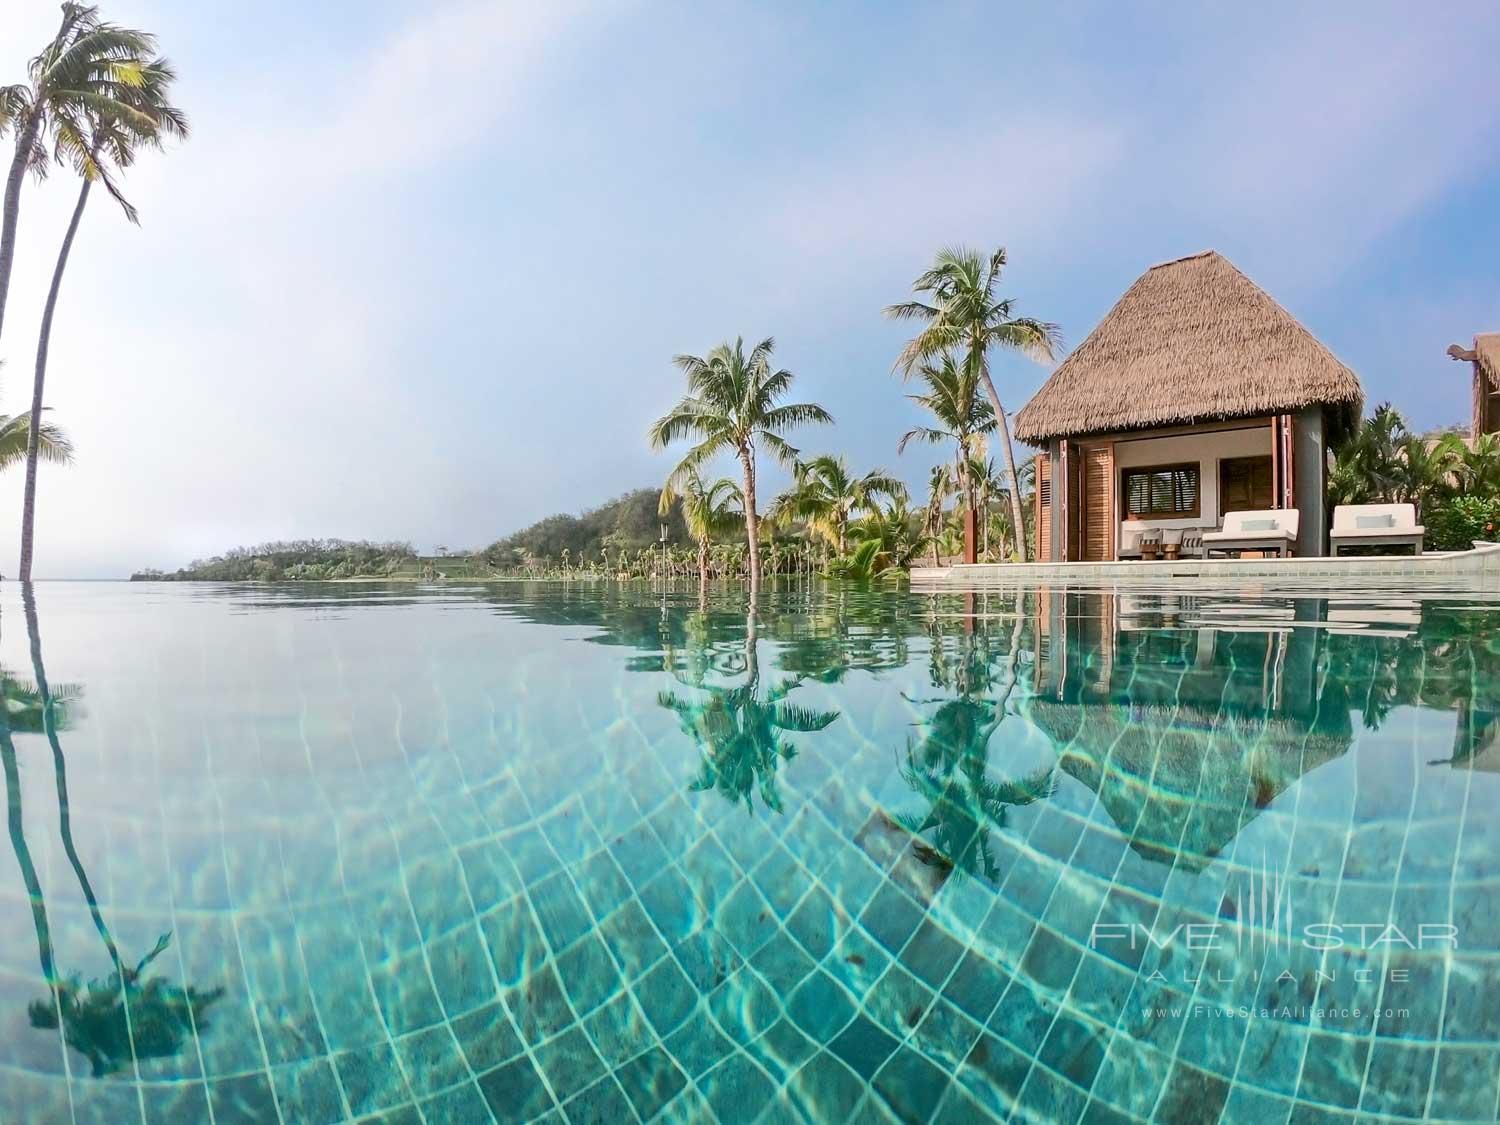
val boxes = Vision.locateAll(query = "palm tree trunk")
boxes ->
[23,586,123,973]
[740,449,760,595]
[0,109,43,346]
[697,537,709,593]
[19,173,93,581]
[977,367,1030,560]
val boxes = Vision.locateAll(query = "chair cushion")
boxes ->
[1241,519,1278,531]
[1354,514,1396,529]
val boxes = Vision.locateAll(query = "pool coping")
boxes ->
[910,541,1500,585]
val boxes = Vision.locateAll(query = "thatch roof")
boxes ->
[1027,699,1351,870]
[1477,333,1500,392]
[1014,251,1364,443]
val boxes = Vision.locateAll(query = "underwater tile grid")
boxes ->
[0,580,1498,1123]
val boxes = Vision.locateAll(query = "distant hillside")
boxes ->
[130,489,694,580]
[132,539,417,581]
[479,488,691,566]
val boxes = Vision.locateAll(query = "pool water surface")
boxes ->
[1,580,1497,1123]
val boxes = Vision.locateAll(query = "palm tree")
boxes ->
[781,454,906,556]
[887,247,1060,560]
[921,464,953,566]
[18,53,186,581]
[0,404,71,469]
[1395,431,1461,519]
[1458,433,1500,496]
[897,353,996,518]
[847,497,926,574]
[0,5,158,344]
[659,467,743,591]
[649,337,832,594]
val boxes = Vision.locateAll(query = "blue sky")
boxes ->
[1,1,1497,576]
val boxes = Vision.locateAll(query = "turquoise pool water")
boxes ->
[1,580,1498,1123]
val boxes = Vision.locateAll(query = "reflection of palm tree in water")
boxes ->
[3,588,222,1076]
[659,609,839,813]
[897,604,1052,880]
[897,696,1052,880]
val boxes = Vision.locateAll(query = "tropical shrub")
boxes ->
[1425,496,1500,552]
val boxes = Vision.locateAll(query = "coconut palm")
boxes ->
[18,54,186,581]
[781,454,906,557]
[887,247,1059,560]
[649,337,832,594]
[0,406,72,469]
[897,353,995,518]
[0,5,160,344]
[659,467,743,591]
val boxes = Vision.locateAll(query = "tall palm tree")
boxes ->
[0,5,158,344]
[897,353,995,517]
[18,53,186,581]
[887,247,1059,560]
[659,467,743,591]
[649,337,832,594]
[780,454,905,556]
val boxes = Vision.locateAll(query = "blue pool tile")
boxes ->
[788,968,857,1043]
[614,1044,690,1119]
[788,1049,866,1123]
[828,1013,901,1080]
[702,1050,777,1122]
[477,1055,555,1121]
[271,1057,347,1124]
[394,1023,470,1099]
[421,1079,494,1124]
[873,1044,953,1123]
[533,1025,606,1103]
[336,1041,415,1116]
[561,1073,635,1124]
[635,955,699,1037]
[207,1072,279,1125]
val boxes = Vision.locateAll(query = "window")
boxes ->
[1219,456,1273,512]
[1122,463,1200,518]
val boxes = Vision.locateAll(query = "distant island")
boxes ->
[130,489,693,581]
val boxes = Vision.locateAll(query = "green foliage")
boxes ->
[1327,403,1464,516]
[1425,495,1500,552]
[1330,404,1500,552]
[132,539,416,581]
[29,933,223,1078]
[481,488,691,567]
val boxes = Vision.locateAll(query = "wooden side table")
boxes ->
[1141,541,1160,561]
[1163,543,1181,561]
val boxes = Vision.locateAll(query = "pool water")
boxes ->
[1,580,1498,1123]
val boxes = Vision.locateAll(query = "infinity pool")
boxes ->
[1,580,1497,1123]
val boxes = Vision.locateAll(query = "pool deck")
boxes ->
[911,541,1500,586]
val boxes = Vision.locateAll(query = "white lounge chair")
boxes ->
[1202,509,1300,558]
[1329,503,1424,556]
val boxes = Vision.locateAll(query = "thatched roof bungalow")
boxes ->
[1449,333,1500,438]
[1016,251,1364,561]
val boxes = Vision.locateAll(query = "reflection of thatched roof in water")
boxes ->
[1027,701,1352,870]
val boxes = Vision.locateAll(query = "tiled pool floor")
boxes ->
[1,581,1497,1122]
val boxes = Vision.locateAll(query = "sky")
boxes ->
[0,1,1497,578]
